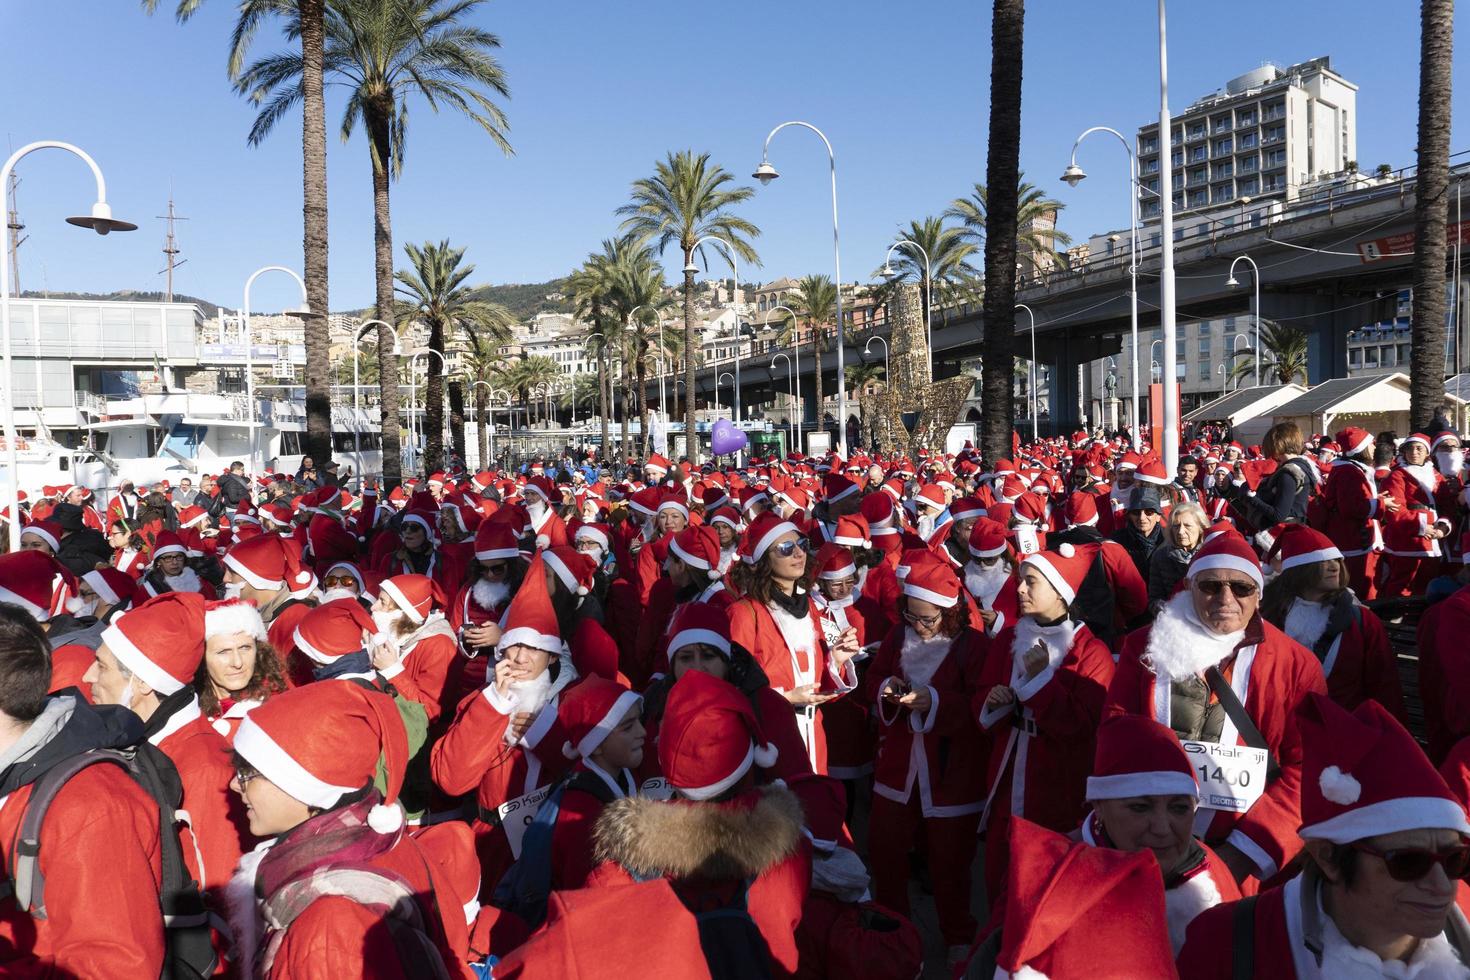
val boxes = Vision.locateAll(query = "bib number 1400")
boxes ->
[1197,764,1251,788]
[1181,740,1269,813]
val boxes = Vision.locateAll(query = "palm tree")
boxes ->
[234,0,513,486]
[845,361,886,397]
[394,240,513,473]
[595,238,675,454]
[145,0,334,464]
[1228,321,1309,386]
[566,240,641,462]
[948,172,1073,282]
[618,150,760,456]
[1411,0,1454,428]
[503,356,559,426]
[977,0,1026,459]
[785,275,839,434]
[558,373,601,419]
[871,216,979,335]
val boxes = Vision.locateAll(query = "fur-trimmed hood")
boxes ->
[592,784,804,881]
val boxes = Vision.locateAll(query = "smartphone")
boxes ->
[883,681,911,701]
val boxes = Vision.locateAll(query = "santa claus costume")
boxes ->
[1178,694,1470,979]
[634,524,731,683]
[1320,427,1385,600]
[973,542,1116,899]
[812,541,877,783]
[446,521,522,702]
[864,558,987,950]
[962,516,1019,639]
[371,574,461,727]
[1381,432,1456,598]
[1104,531,1327,888]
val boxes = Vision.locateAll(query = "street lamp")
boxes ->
[243,266,313,493]
[771,353,795,452]
[353,319,399,484]
[1016,304,1038,441]
[1155,0,1181,471]
[1,141,135,551]
[1061,125,1141,445]
[406,348,447,477]
[716,372,736,417]
[882,239,933,380]
[691,235,745,442]
[1217,363,1228,398]
[1231,334,1252,389]
[1226,254,1262,387]
[764,305,801,452]
[469,379,503,468]
[755,120,850,457]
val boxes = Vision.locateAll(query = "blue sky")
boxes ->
[3,1,1467,314]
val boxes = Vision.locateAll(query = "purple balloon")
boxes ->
[710,418,749,456]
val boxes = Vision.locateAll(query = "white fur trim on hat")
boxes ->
[379,578,426,623]
[1300,796,1470,843]
[1187,553,1265,590]
[666,627,732,660]
[234,715,359,810]
[0,584,47,620]
[222,551,285,592]
[1319,765,1361,805]
[151,542,186,560]
[969,541,1008,559]
[1086,771,1199,802]
[675,741,777,801]
[542,550,588,596]
[1279,546,1344,573]
[19,526,59,552]
[744,520,799,565]
[563,689,642,761]
[1021,552,1078,605]
[818,560,858,581]
[900,582,959,608]
[574,526,610,551]
[831,532,867,547]
[205,603,267,642]
[668,536,712,572]
[495,626,566,657]
[82,570,121,606]
[1342,431,1374,457]
[100,618,186,696]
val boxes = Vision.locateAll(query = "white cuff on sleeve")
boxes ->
[1226,828,1277,880]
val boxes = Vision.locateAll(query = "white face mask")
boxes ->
[223,582,245,600]
[1437,449,1465,477]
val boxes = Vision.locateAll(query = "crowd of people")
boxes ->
[2,417,1470,977]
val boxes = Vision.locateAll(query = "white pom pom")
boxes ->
[535,534,550,549]
[562,739,580,760]
[752,742,779,768]
[1319,765,1361,805]
[708,569,721,580]
[577,585,589,596]
[295,570,312,585]
[1014,965,1050,980]
[367,801,404,834]
[1057,542,1075,558]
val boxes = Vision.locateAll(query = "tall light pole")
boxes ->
[353,319,398,484]
[1218,364,1228,398]
[864,335,890,384]
[1,141,135,552]
[407,348,446,477]
[1155,0,1181,471]
[1226,254,1262,387]
[690,235,744,431]
[1016,303,1038,441]
[1231,333,1251,389]
[765,305,801,452]
[469,379,496,468]
[881,239,933,380]
[243,266,312,491]
[1060,125,1141,444]
[717,372,736,416]
[582,330,610,457]
[755,120,850,457]
[771,353,795,453]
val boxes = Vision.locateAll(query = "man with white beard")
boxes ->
[367,573,461,727]
[1105,529,1327,891]
[963,517,1017,638]
[140,531,216,599]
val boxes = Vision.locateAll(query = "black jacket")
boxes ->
[1221,455,1315,531]
[1110,521,1165,581]
[217,472,252,507]
[56,528,112,578]
[0,696,145,797]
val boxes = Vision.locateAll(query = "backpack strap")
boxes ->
[1204,665,1281,782]
[1231,894,1258,980]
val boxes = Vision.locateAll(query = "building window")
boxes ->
[1189,168,1208,187]
[1236,111,1257,128]
[1264,149,1287,168]
[1238,156,1259,174]
[1143,159,1160,175]
[1263,125,1285,144]
[1198,337,1211,357]
[1172,151,1184,168]
[1263,101,1285,121]
[1199,361,1212,382]
[1239,132,1259,150]
[1145,178,1160,194]
[1140,137,1159,154]
[1213,185,1235,203]
[1188,124,1206,141]
[1213,162,1234,180]
[1213,138,1233,157]
[1188,190,1208,207]
[1172,174,1184,190]
[1213,115,1233,134]
[1348,347,1362,369]
[1189,146,1208,163]
[1363,346,1379,367]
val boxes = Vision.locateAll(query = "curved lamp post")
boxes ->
[407,348,447,477]
[1226,254,1262,387]
[764,305,801,452]
[880,238,933,380]
[1016,303,1038,441]
[243,266,313,492]
[771,353,795,453]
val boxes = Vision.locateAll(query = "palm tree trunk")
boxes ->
[980,0,1025,460]
[448,378,466,465]
[474,385,488,469]
[620,339,631,463]
[299,0,333,465]
[425,317,445,472]
[637,341,650,456]
[368,106,402,487]
[1411,0,1454,429]
[682,258,697,461]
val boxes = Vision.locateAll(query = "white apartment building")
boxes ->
[1137,57,1358,219]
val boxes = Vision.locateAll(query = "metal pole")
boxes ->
[1157,0,1180,470]
[765,305,802,453]
[243,265,310,494]
[1017,304,1038,441]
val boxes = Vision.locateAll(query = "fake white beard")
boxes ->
[1283,597,1332,651]
[472,578,510,612]
[66,596,98,618]
[1142,591,1246,681]
[900,629,952,690]
[223,582,245,600]
[164,567,204,593]
[527,499,548,521]
[916,512,937,540]
[1319,906,1470,980]
[965,560,1010,608]
[504,671,553,743]
[1437,449,1466,478]
[320,587,359,604]
[370,610,408,654]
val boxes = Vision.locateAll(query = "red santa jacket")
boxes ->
[1419,586,1470,764]
[548,762,635,892]
[973,619,1115,834]
[0,745,165,977]
[865,625,988,817]
[1319,459,1382,557]
[378,619,460,727]
[1278,594,1405,724]
[152,699,252,896]
[1105,613,1327,880]
[1383,461,1451,558]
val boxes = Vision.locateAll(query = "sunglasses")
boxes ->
[1350,841,1470,882]
[1194,578,1258,599]
[772,539,808,558]
[482,561,509,576]
[322,574,358,588]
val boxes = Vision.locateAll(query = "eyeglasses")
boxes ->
[1194,578,1258,599]
[903,610,943,628]
[772,539,808,558]
[234,768,260,790]
[1349,841,1470,882]
[483,561,509,576]
[322,575,358,588]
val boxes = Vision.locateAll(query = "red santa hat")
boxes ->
[1298,692,1470,843]
[1401,432,1432,455]
[496,554,569,656]
[233,680,410,833]
[292,598,377,664]
[1432,431,1462,453]
[812,542,858,582]
[666,601,734,661]
[967,517,1011,561]
[658,669,778,801]
[949,497,987,521]
[474,521,520,562]
[1187,530,1264,590]
[1086,715,1199,801]
[1334,426,1374,458]
[739,512,801,566]
[151,530,188,561]
[99,592,206,697]
[821,473,860,506]
[645,453,672,477]
[204,597,267,641]
[669,525,723,581]
[736,486,771,515]
[380,573,446,623]
[830,514,869,548]
[307,516,357,566]
[1020,542,1097,606]
[1063,491,1099,528]
[900,559,961,608]
[259,502,294,529]
[522,475,558,505]
[223,534,314,593]
[860,491,896,529]
[0,551,74,622]
[542,546,597,597]
[1133,457,1171,486]
[19,521,61,553]
[82,567,143,611]
[656,490,691,520]
[913,484,947,512]
[558,676,642,761]
[572,522,611,555]
[427,471,448,488]
[1267,524,1343,572]
[994,818,1176,979]
[178,506,210,531]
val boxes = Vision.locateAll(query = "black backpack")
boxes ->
[673,877,773,980]
[0,744,217,980]
[1069,548,1118,649]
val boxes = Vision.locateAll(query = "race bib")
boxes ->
[639,777,674,801]
[497,784,553,858]
[819,613,844,649]
[1182,740,1269,813]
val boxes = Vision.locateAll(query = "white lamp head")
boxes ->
[1059,163,1087,188]
[683,261,699,275]
[1225,276,1240,288]
[66,201,137,235]
[752,161,779,186]
[880,264,895,278]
